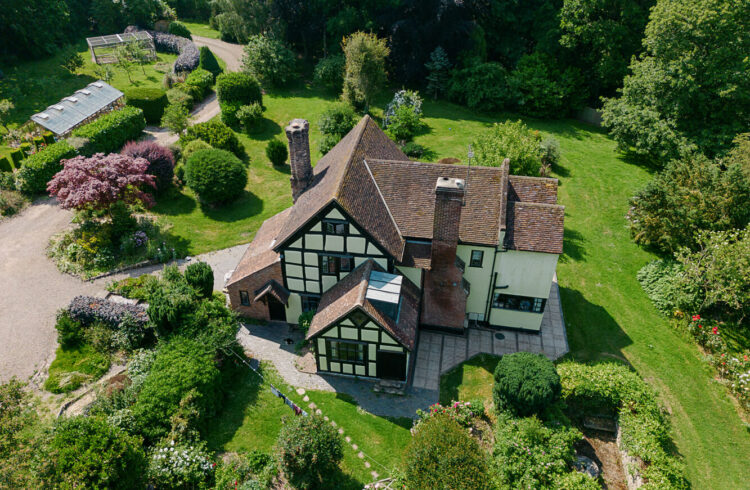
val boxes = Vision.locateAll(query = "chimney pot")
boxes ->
[286,118,313,203]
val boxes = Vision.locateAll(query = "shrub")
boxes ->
[508,51,585,117]
[220,100,243,127]
[199,46,222,80]
[275,415,343,488]
[0,189,28,216]
[182,120,244,158]
[71,106,146,156]
[627,153,750,254]
[415,400,483,428]
[124,87,168,124]
[68,295,148,329]
[539,136,560,168]
[185,148,247,204]
[216,72,263,107]
[493,352,561,416]
[185,68,214,99]
[41,416,146,489]
[297,311,314,335]
[182,139,212,160]
[637,259,700,315]
[473,120,543,176]
[185,261,214,298]
[168,21,192,39]
[146,268,198,337]
[318,102,358,153]
[237,103,264,132]
[121,140,175,193]
[149,30,200,73]
[401,142,425,158]
[448,62,511,112]
[132,336,222,442]
[403,414,490,490]
[0,155,12,172]
[55,310,84,348]
[558,362,687,488]
[161,103,190,136]
[10,149,23,168]
[148,439,214,488]
[385,104,422,142]
[265,139,288,167]
[313,54,345,92]
[493,415,589,489]
[14,141,77,195]
[242,34,296,87]
[113,313,150,351]
[0,172,15,190]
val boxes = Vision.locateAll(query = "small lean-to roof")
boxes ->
[226,208,292,287]
[307,260,419,350]
[274,116,409,261]
[31,81,124,136]
[254,280,290,305]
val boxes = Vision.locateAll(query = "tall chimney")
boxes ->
[431,177,465,269]
[285,118,313,202]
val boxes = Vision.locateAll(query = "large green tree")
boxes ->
[559,0,654,102]
[341,32,389,111]
[602,0,750,161]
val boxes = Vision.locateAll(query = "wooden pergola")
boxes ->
[86,31,156,64]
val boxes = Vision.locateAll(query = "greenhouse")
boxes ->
[30,81,124,136]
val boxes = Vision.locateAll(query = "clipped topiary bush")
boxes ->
[121,140,175,193]
[185,148,247,204]
[71,106,146,156]
[216,72,262,107]
[219,100,243,127]
[9,149,24,168]
[237,103,263,132]
[185,68,214,99]
[124,88,168,124]
[199,46,222,80]
[0,155,13,172]
[275,415,343,489]
[493,352,561,416]
[168,21,192,39]
[404,413,490,490]
[181,120,244,158]
[185,261,214,298]
[181,139,212,161]
[15,140,77,195]
[265,139,287,166]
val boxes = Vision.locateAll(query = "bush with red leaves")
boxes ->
[122,141,175,193]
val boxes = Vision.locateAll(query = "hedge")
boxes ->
[216,72,262,106]
[15,141,77,194]
[168,21,192,39]
[71,107,146,156]
[185,68,214,99]
[181,120,244,158]
[9,149,23,168]
[125,88,168,124]
[148,30,199,73]
[42,131,55,144]
[199,46,222,79]
[0,156,12,172]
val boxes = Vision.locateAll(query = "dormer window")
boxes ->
[323,220,348,235]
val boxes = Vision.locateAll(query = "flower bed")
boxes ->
[68,295,148,328]
[415,400,485,428]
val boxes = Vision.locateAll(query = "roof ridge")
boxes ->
[509,174,559,184]
[363,159,406,256]
[333,115,371,200]
[499,159,510,231]
[356,259,374,304]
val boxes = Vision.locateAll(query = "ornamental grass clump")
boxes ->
[493,352,561,416]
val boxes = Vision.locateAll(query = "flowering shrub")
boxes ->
[383,90,424,142]
[148,439,214,489]
[148,31,200,73]
[416,399,484,428]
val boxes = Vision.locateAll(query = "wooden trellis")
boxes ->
[86,31,156,65]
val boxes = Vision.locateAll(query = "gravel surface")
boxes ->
[0,199,248,384]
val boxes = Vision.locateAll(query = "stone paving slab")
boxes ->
[411,277,568,390]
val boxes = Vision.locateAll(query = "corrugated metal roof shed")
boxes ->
[30,81,124,135]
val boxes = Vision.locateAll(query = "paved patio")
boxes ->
[411,276,568,390]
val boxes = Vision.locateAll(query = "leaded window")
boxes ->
[469,250,484,267]
[239,290,250,306]
[492,293,546,313]
[301,294,320,313]
[328,340,365,364]
[323,220,348,235]
[321,255,353,274]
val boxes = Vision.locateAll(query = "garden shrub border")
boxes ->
[124,88,169,125]
[14,140,77,194]
[71,106,146,156]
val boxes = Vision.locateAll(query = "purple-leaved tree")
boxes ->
[48,153,157,211]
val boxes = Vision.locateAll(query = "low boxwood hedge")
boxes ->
[125,88,168,124]
[9,149,23,168]
[15,140,77,194]
[71,106,146,156]
[0,156,12,172]
[185,68,214,99]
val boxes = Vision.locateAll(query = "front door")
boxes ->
[377,351,407,381]
[267,296,286,321]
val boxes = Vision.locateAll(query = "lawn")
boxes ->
[43,343,111,394]
[180,20,222,39]
[205,361,412,488]
[439,353,500,407]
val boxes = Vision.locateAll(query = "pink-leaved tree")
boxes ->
[47,153,157,212]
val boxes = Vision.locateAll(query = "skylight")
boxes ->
[366,270,402,320]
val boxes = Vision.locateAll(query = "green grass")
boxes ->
[43,343,110,394]
[205,362,412,488]
[180,20,222,39]
[439,353,500,406]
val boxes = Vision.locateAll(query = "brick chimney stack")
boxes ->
[286,118,313,202]
[431,177,465,269]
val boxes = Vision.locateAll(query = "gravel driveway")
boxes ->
[0,199,248,384]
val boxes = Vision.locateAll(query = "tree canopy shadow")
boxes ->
[151,187,197,216]
[200,190,263,222]
[246,117,283,141]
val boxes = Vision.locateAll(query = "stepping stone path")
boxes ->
[303,395,309,402]
[338,428,344,434]
[345,436,351,443]
[358,451,365,459]
[371,472,379,480]
[364,462,371,469]
[352,444,358,451]
[296,388,306,395]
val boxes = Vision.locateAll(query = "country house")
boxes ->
[226,116,564,383]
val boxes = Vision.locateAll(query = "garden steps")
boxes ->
[372,379,406,396]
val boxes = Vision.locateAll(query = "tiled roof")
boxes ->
[399,241,432,269]
[504,201,565,254]
[226,208,292,287]
[274,116,409,260]
[508,176,558,205]
[254,280,290,305]
[306,260,420,350]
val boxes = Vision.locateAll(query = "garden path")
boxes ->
[0,198,248,384]
[143,35,243,145]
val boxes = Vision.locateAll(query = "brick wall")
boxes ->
[227,262,283,320]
